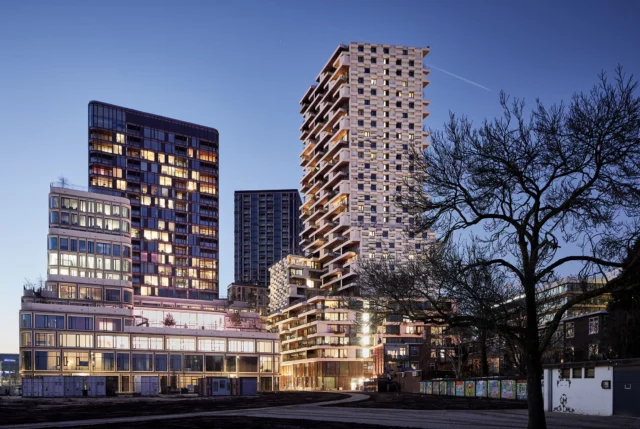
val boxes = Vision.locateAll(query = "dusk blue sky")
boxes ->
[1,0,638,352]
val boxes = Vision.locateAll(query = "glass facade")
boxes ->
[88,102,220,300]
[234,190,302,286]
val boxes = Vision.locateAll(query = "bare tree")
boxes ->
[57,175,69,188]
[443,326,472,379]
[360,67,640,429]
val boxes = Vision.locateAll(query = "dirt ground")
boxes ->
[82,417,403,429]
[331,392,528,410]
[0,392,345,425]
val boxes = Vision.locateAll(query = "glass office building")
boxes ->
[88,102,220,300]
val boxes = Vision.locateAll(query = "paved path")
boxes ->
[1,393,639,429]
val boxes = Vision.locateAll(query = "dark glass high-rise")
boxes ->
[88,101,219,300]
[234,189,302,287]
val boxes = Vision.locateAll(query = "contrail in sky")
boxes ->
[426,64,492,92]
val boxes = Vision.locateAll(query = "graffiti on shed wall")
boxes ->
[553,393,575,413]
[455,381,464,396]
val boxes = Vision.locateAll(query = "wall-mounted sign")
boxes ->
[601,380,611,389]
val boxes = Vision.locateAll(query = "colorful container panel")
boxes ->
[455,380,464,397]
[501,380,515,399]
[440,381,448,395]
[475,380,487,397]
[446,381,454,396]
[516,380,528,400]
[465,380,475,397]
[488,380,500,399]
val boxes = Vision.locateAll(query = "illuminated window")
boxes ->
[116,133,125,143]
[141,150,155,161]
[200,185,217,195]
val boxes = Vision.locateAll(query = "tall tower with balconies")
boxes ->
[299,43,432,294]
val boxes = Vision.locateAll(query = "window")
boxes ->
[260,356,273,372]
[97,334,130,349]
[364,99,370,105]
[59,284,76,299]
[132,353,153,371]
[565,322,574,338]
[357,88,364,95]
[166,337,196,351]
[560,368,571,378]
[184,355,203,371]
[589,317,599,335]
[68,316,93,330]
[133,336,164,350]
[94,352,115,371]
[170,354,182,371]
[97,318,122,332]
[585,367,595,378]
[79,286,101,301]
[21,351,32,371]
[105,289,121,302]
[21,332,32,346]
[59,333,93,348]
[206,355,224,372]
[21,314,32,328]
[155,354,167,371]
[198,338,226,352]
[35,332,55,347]
[117,353,130,371]
[35,314,64,329]
[63,351,90,370]
[402,49,408,55]
[358,45,364,52]
[358,77,364,84]
[364,68,370,73]
[35,351,60,370]
[228,340,255,353]
[48,237,58,250]
[573,368,582,378]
